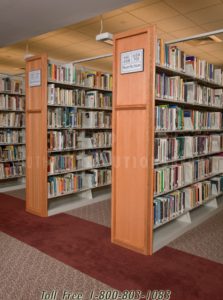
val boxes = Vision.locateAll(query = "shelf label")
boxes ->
[29,70,41,87]
[120,49,144,74]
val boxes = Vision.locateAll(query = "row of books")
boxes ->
[48,85,112,108]
[48,108,111,129]
[0,113,25,127]
[0,130,25,144]
[48,130,112,151]
[155,134,223,164]
[0,161,25,179]
[48,107,81,128]
[156,39,223,84]
[0,76,24,94]
[48,62,113,90]
[78,131,112,149]
[155,105,222,131]
[156,73,223,107]
[154,155,223,195]
[154,190,185,226]
[48,168,111,197]
[154,174,223,225]
[0,95,25,111]
[0,145,25,161]
[48,150,111,174]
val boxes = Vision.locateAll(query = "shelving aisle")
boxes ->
[0,74,26,193]
[26,55,112,216]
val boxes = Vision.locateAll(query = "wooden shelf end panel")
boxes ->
[25,54,48,217]
[112,26,156,255]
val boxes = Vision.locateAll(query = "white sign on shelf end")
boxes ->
[120,49,144,74]
[29,70,41,87]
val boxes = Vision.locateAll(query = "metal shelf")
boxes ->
[0,143,25,146]
[48,183,111,199]
[0,91,25,96]
[48,103,112,111]
[48,163,111,177]
[48,126,112,130]
[156,64,223,89]
[155,97,223,111]
[155,129,223,134]
[48,146,112,153]
[48,79,112,93]
[154,151,223,167]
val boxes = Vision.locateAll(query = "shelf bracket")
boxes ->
[205,198,218,209]
[178,212,192,224]
[79,190,93,200]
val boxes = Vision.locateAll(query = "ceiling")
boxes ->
[1,0,223,74]
[0,0,137,47]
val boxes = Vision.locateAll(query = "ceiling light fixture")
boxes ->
[95,16,113,45]
[96,32,113,45]
[24,43,33,59]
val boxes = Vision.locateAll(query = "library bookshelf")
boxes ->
[25,54,112,217]
[112,25,223,255]
[0,74,26,192]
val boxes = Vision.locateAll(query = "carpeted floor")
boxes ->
[169,209,223,264]
[67,199,111,227]
[0,232,113,300]
[68,198,223,264]
[1,194,223,300]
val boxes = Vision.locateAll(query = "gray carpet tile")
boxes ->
[4,189,25,200]
[67,199,111,227]
[169,208,223,264]
[0,232,113,300]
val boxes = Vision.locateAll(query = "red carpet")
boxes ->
[0,194,223,300]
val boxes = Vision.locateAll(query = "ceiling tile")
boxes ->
[101,8,123,19]
[202,20,223,31]
[165,0,221,14]
[29,31,59,42]
[121,0,160,12]
[195,42,223,52]
[66,16,100,30]
[29,37,74,52]
[186,3,223,25]
[131,2,179,23]
[169,26,206,38]
[50,29,90,43]
[158,31,178,41]
[76,22,102,38]
[77,12,146,37]
[156,15,195,32]
[100,12,146,33]
[211,50,223,59]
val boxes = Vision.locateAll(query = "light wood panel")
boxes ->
[112,26,156,255]
[26,54,48,217]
